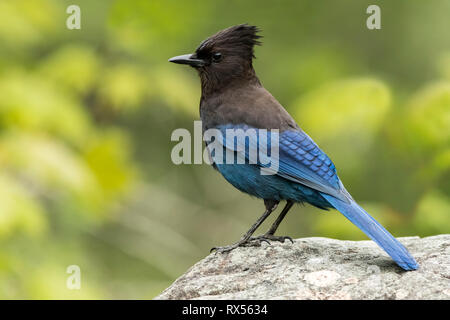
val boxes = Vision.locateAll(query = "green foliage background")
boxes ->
[0,0,449,298]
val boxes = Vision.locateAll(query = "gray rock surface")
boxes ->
[156,235,450,300]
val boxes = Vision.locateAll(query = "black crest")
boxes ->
[196,24,262,60]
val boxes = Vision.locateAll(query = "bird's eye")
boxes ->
[212,52,222,62]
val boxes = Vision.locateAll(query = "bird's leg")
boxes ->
[251,200,295,244]
[266,200,294,236]
[210,199,279,253]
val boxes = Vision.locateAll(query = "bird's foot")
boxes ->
[250,234,294,244]
[210,242,244,254]
[210,237,266,253]
[210,234,293,254]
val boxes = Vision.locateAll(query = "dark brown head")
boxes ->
[169,24,262,94]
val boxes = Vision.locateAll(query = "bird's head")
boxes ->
[169,24,262,93]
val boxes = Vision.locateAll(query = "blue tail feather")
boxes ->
[321,193,419,271]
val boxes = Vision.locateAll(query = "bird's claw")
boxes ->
[210,237,267,254]
[210,243,241,254]
[210,234,293,254]
[250,234,294,244]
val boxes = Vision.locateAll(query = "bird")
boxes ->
[169,24,419,271]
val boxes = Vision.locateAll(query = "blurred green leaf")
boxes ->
[151,66,200,115]
[403,82,450,153]
[0,70,92,146]
[0,0,61,50]
[0,132,103,216]
[0,174,47,239]
[413,190,450,235]
[97,64,148,111]
[83,130,137,203]
[38,45,101,95]
[294,78,391,142]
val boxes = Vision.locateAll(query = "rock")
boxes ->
[155,235,450,300]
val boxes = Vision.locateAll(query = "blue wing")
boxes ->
[212,124,351,203]
[276,130,350,201]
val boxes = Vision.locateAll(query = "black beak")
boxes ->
[168,54,206,67]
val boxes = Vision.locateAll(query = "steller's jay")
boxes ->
[169,24,418,271]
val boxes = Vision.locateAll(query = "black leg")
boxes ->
[250,200,295,244]
[211,199,279,253]
[266,200,294,235]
